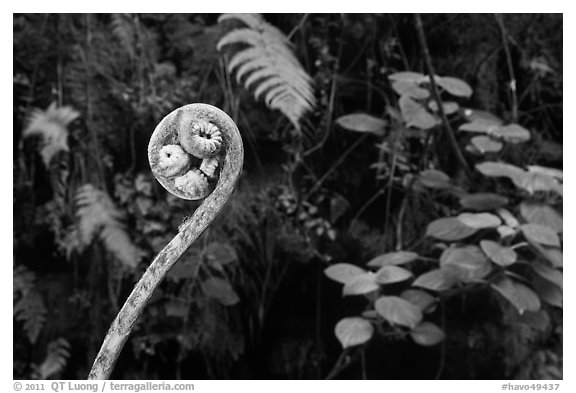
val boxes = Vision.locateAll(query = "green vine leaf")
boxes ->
[335,113,386,135]
[470,136,503,153]
[412,268,460,291]
[440,245,491,282]
[459,193,509,211]
[532,261,562,289]
[434,76,473,97]
[400,289,436,313]
[366,251,419,267]
[428,100,459,115]
[399,94,439,130]
[491,278,541,314]
[425,217,479,241]
[324,263,366,284]
[334,317,374,348]
[457,212,502,229]
[532,275,562,308]
[417,169,451,189]
[480,240,517,267]
[520,202,563,233]
[521,224,560,247]
[410,321,446,346]
[201,277,240,306]
[343,273,379,296]
[375,265,413,285]
[375,296,423,328]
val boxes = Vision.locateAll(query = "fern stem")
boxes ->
[88,105,243,379]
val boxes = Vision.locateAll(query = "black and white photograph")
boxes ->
[12,11,563,383]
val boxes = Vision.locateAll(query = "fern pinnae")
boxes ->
[217,13,316,131]
[75,184,142,270]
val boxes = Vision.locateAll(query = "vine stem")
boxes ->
[88,105,243,380]
[414,14,472,179]
[495,13,518,122]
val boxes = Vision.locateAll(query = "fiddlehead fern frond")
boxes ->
[89,103,244,380]
[217,13,315,131]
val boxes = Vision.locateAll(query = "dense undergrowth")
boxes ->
[13,13,562,379]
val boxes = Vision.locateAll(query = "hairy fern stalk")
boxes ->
[217,14,316,131]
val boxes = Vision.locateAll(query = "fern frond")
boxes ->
[75,184,142,269]
[34,338,71,379]
[217,14,315,131]
[111,13,136,60]
[23,102,80,167]
[13,268,47,345]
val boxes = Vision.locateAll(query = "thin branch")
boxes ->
[305,134,369,199]
[414,14,472,179]
[495,14,519,122]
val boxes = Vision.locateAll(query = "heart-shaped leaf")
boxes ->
[435,76,473,97]
[527,165,562,181]
[417,169,451,189]
[324,263,366,284]
[375,296,423,328]
[457,212,502,229]
[492,124,531,143]
[460,108,503,125]
[399,95,438,130]
[491,278,540,314]
[521,224,560,247]
[410,322,446,346]
[480,240,517,266]
[471,135,503,153]
[440,245,491,282]
[401,289,436,312]
[460,193,509,211]
[459,122,496,133]
[335,113,386,135]
[412,268,460,291]
[428,100,459,115]
[535,246,562,268]
[367,251,419,267]
[520,202,562,233]
[425,217,479,241]
[201,277,240,306]
[375,265,413,285]
[389,71,426,82]
[532,275,562,308]
[391,80,430,99]
[532,261,562,289]
[343,273,379,296]
[476,161,525,179]
[335,317,374,348]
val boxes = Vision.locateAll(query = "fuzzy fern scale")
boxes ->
[217,14,315,131]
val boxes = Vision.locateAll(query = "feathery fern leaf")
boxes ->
[23,102,80,167]
[217,14,315,131]
[111,13,137,60]
[14,266,47,344]
[75,184,143,270]
[33,338,71,379]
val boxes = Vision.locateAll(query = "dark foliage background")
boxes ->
[13,13,562,380]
